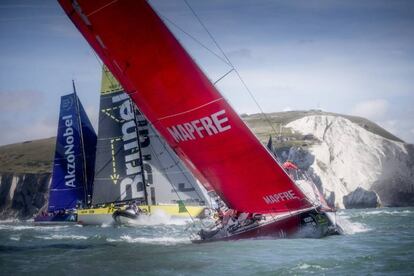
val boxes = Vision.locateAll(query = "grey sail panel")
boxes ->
[92,90,145,204]
[135,111,208,206]
[92,67,208,206]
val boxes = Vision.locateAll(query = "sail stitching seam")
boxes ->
[87,0,118,17]
[157,98,224,121]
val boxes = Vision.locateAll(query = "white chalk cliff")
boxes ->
[286,115,414,208]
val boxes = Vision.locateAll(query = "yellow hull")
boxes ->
[77,204,207,224]
[138,204,207,218]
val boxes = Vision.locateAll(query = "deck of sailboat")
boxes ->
[193,207,339,243]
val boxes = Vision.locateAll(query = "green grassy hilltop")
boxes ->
[0,137,55,174]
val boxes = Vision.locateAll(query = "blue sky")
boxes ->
[0,0,413,145]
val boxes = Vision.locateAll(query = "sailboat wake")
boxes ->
[119,210,192,226]
[107,235,191,245]
[326,212,370,234]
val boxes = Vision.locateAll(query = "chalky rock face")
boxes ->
[287,115,414,208]
[0,173,50,219]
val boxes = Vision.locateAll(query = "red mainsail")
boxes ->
[58,0,312,213]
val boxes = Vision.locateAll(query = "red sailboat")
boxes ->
[58,0,342,242]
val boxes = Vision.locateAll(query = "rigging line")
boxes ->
[183,0,281,140]
[158,14,232,67]
[134,105,208,205]
[142,124,197,225]
[213,68,234,85]
[184,1,314,213]
[86,0,118,17]
[157,97,223,121]
[145,119,208,205]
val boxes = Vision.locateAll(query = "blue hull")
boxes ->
[34,213,77,225]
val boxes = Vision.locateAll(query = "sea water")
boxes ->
[0,207,413,275]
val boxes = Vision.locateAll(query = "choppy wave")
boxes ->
[294,263,326,271]
[0,224,36,231]
[35,234,88,240]
[107,234,191,245]
[339,209,412,216]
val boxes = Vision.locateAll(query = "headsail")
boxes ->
[48,93,97,212]
[59,0,311,213]
[92,67,208,206]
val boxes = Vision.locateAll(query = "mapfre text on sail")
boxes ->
[167,109,231,143]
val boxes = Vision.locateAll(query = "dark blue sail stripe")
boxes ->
[78,98,97,202]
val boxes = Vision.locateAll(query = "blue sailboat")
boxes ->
[34,82,97,224]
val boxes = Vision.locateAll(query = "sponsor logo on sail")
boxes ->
[112,93,153,200]
[62,114,76,188]
[263,189,299,205]
[167,109,231,143]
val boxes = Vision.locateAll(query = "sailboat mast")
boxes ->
[72,80,90,206]
[130,99,149,206]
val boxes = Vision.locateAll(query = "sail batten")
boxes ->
[59,0,311,213]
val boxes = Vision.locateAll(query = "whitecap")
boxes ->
[295,263,325,271]
[35,234,88,240]
[0,225,36,231]
[107,234,190,245]
[10,235,21,241]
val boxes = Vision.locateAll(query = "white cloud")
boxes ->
[351,99,389,120]
[283,106,292,112]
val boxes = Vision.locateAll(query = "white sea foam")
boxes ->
[0,225,36,231]
[360,209,413,216]
[36,225,70,231]
[294,263,326,271]
[107,234,190,245]
[9,235,21,241]
[127,210,190,226]
[338,209,413,220]
[338,217,370,234]
[35,234,88,240]
[325,212,370,234]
